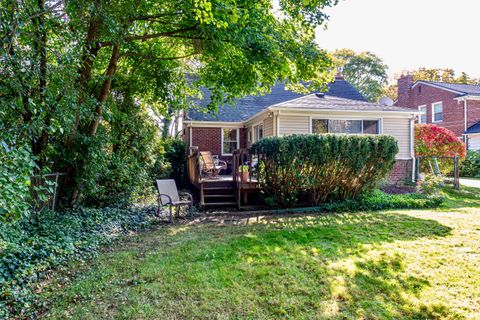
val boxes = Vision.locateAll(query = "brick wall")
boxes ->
[187,126,246,160]
[387,159,413,185]
[395,75,480,137]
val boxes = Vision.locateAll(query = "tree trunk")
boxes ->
[31,0,49,171]
[88,43,121,136]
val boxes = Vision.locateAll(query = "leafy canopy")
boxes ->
[0,0,339,218]
[332,49,388,102]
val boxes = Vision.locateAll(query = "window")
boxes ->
[253,124,264,142]
[221,128,238,155]
[311,119,379,135]
[418,105,427,124]
[432,102,443,122]
[312,119,328,134]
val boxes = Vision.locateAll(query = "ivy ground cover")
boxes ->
[40,186,480,319]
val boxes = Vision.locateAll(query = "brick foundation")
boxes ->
[388,159,413,185]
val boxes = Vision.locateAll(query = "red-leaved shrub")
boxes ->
[415,124,466,158]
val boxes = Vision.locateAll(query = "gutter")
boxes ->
[410,117,416,182]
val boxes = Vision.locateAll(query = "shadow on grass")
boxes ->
[45,211,458,319]
[161,212,455,318]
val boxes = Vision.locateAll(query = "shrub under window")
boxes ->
[250,134,398,208]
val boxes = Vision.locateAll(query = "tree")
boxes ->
[332,49,388,102]
[415,124,466,158]
[0,0,338,211]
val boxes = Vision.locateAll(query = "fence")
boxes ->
[415,156,460,190]
[30,172,67,211]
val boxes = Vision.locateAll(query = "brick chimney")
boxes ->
[396,74,414,107]
[335,70,344,81]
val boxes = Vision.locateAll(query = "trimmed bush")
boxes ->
[250,134,398,208]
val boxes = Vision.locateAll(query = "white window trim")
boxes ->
[418,105,427,124]
[221,128,239,156]
[309,117,383,135]
[252,121,264,143]
[432,101,443,123]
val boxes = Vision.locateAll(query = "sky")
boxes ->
[315,0,480,80]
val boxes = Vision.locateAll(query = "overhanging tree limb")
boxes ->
[97,25,198,47]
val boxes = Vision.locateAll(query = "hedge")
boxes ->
[250,134,399,207]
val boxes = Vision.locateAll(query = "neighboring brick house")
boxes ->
[396,74,480,150]
[184,76,419,184]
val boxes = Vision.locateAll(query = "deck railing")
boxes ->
[187,146,202,185]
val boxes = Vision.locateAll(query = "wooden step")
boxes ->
[204,194,235,199]
[203,186,234,191]
[204,201,237,207]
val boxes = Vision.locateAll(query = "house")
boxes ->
[184,75,419,189]
[396,74,480,150]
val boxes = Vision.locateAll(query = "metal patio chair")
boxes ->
[156,179,193,222]
[200,151,227,178]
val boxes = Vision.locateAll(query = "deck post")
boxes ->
[200,183,205,209]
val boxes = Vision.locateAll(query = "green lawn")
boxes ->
[43,187,480,319]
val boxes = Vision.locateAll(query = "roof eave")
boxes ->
[412,81,465,95]
[269,106,421,115]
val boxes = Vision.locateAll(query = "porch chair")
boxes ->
[200,151,227,178]
[156,179,193,222]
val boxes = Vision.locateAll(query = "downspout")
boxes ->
[189,124,193,149]
[464,98,468,147]
[410,117,416,182]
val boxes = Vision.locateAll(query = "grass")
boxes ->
[42,187,480,319]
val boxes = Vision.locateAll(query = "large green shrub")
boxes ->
[163,139,187,188]
[460,150,480,178]
[250,134,398,207]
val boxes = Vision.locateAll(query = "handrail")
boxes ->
[187,146,202,185]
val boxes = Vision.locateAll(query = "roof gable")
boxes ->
[466,121,480,134]
[187,79,368,122]
[413,81,480,96]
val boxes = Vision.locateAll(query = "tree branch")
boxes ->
[123,51,198,61]
[97,25,198,46]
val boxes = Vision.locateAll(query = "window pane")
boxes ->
[363,120,379,134]
[312,119,328,134]
[329,120,362,134]
[222,128,237,154]
[433,103,443,122]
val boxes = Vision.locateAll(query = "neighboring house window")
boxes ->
[311,119,379,134]
[221,128,238,155]
[418,105,427,124]
[253,124,264,142]
[432,102,443,122]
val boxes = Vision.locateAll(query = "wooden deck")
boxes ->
[187,148,261,208]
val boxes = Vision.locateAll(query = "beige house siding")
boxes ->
[382,118,411,159]
[263,116,274,137]
[277,113,412,160]
[278,115,310,135]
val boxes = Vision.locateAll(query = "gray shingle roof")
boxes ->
[273,94,415,113]
[466,121,480,134]
[417,81,480,96]
[187,79,368,122]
